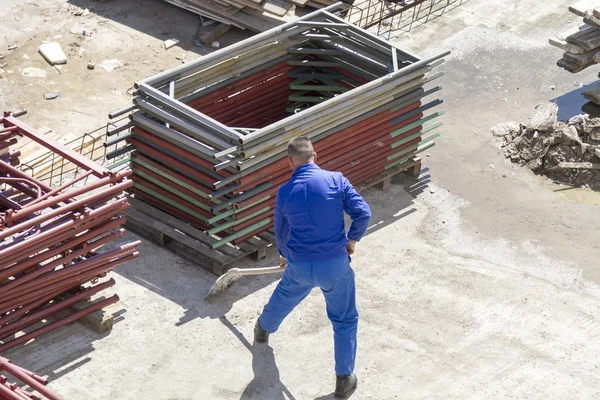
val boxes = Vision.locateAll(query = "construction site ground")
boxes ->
[2,0,600,399]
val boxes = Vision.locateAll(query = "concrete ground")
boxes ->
[2,0,600,399]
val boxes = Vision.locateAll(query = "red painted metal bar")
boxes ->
[2,116,110,178]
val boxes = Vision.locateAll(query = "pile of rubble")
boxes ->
[493,102,600,189]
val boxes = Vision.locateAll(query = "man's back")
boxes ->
[275,163,371,262]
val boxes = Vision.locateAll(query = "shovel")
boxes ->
[205,265,285,300]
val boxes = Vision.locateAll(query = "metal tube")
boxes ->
[239,51,448,145]
[0,180,131,240]
[108,104,136,119]
[211,218,271,249]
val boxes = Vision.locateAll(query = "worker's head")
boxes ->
[287,136,317,170]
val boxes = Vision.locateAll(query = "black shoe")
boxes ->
[334,373,357,398]
[254,319,269,344]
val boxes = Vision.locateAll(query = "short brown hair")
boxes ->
[287,136,314,163]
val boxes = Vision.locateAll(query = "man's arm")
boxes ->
[274,190,290,261]
[342,176,371,249]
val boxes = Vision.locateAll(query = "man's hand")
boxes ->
[346,240,357,255]
[280,256,288,267]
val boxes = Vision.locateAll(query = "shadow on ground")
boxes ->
[67,0,251,53]
[219,316,297,400]
[550,82,600,121]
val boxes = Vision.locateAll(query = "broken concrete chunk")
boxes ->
[38,42,68,65]
[527,102,558,132]
[491,121,520,137]
[164,38,180,50]
[100,59,122,72]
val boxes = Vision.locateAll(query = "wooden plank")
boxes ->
[262,0,294,16]
[196,22,232,45]
[583,81,600,104]
[549,37,586,55]
[569,0,599,17]
[558,161,600,169]
[567,26,600,50]
[557,57,592,72]
[564,49,597,65]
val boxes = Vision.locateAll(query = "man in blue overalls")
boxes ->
[254,136,371,399]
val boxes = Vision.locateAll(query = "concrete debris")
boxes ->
[491,121,520,137]
[100,59,122,72]
[39,42,68,65]
[7,43,18,51]
[21,67,47,77]
[164,38,180,50]
[497,104,600,189]
[87,61,95,70]
[527,102,558,132]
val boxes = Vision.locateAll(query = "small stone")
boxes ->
[87,62,95,70]
[489,164,495,169]
[43,92,60,100]
[429,189,435,194]
[502,174,507,178]
[426,153,431,157]
[22,54,29,59]
[573,81,583,87]
[549,85,556,90]
[175,53,186,60]
[7,44,18,51]
[193,39,203,47]
[212,41,220,49]
[100,59,122,72]
[164,38,180,50]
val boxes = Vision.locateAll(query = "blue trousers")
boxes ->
[258,255,358,376]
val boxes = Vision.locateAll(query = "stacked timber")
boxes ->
[0,356,62,400]
[161,0,341,32]
[0,112,140,353]
[111,5,446,259]
[550,1,600,73]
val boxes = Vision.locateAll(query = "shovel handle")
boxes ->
[230,265,285,276]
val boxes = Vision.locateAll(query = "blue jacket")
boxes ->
[274,163,371,262]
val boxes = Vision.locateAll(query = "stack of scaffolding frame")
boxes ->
[110,2,447,273]
[0,112,140,353]
[0,356,62,400]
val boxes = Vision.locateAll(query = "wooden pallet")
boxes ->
[355,157,422,192]
[123,197,274,276]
